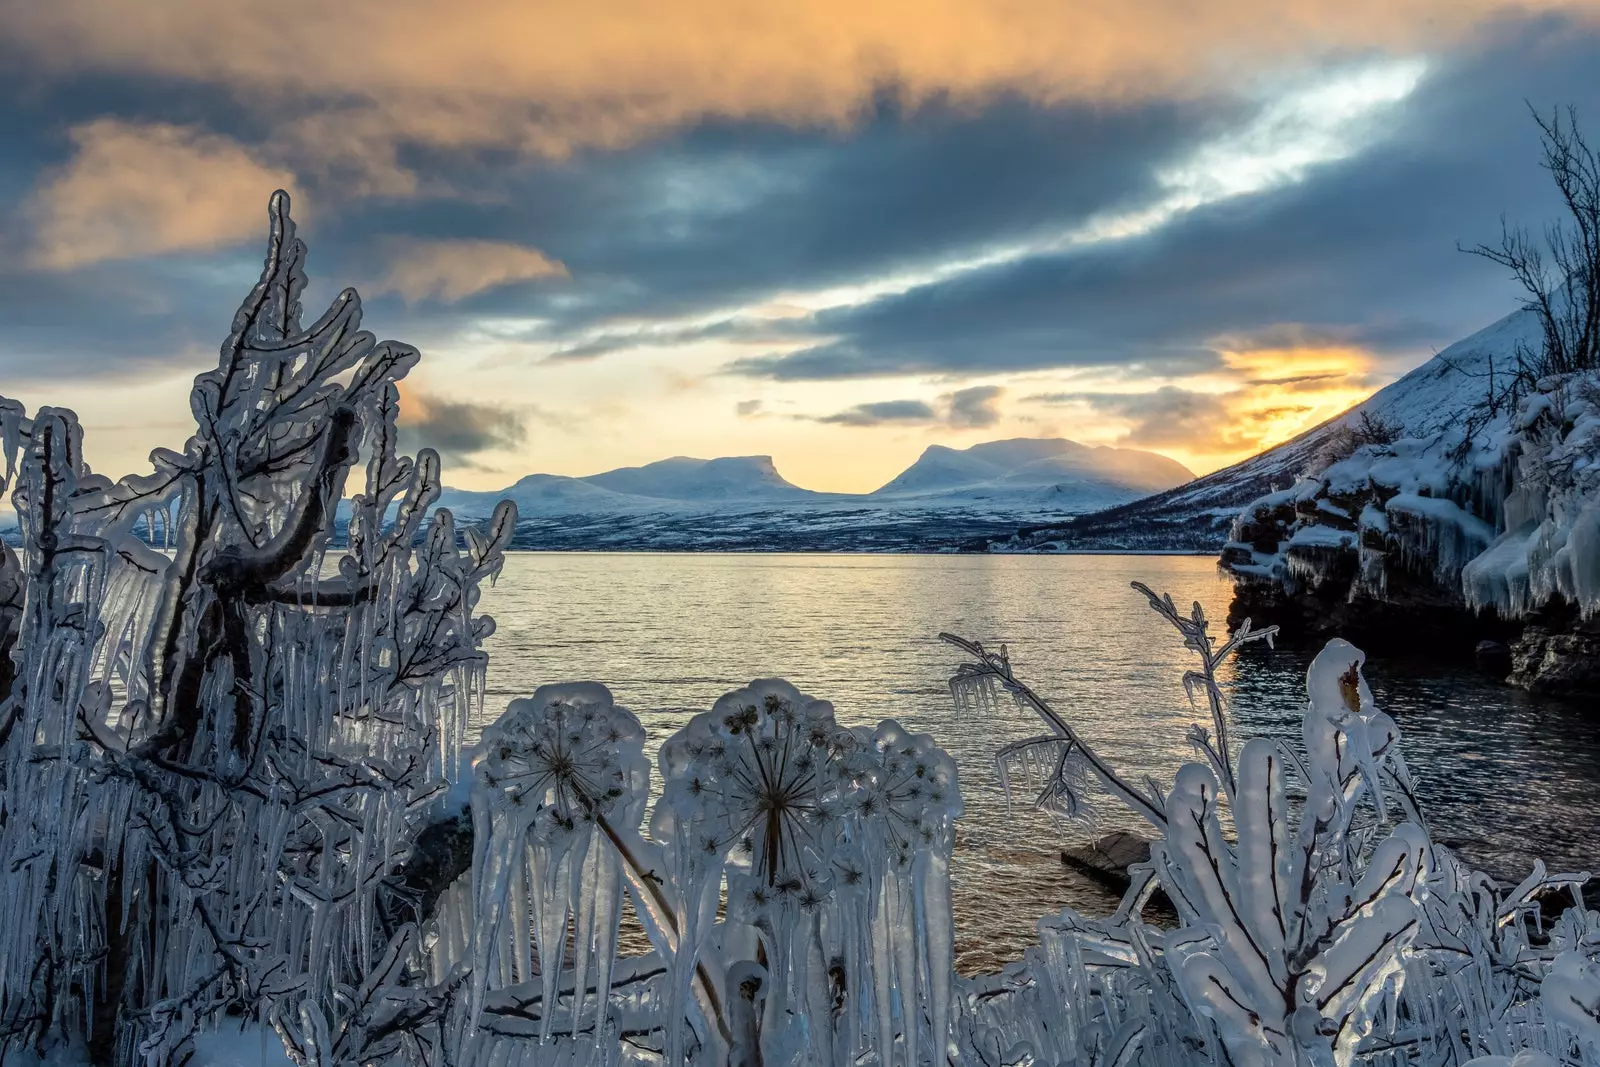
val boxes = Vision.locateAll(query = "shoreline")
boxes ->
[493,546,1222,556]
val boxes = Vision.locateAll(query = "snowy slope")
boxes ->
[990,306,1541,552]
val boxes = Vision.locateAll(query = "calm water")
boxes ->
[475,552,1600,974]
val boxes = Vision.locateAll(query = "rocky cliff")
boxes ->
[1222,363,1600,695]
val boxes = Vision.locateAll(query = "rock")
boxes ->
[1475,639,1512,678]
[1061,832,1178,919]
[1509,621,1600,696]
[1060,831,1152,890]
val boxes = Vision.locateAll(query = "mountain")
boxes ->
[873,439,1194,506]
[581,455,816,502]
[438,455,830,518]
[985,305,1540,552]
[434,437,1194,550]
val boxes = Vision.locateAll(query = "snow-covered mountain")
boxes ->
[580,455,817,502]
[434,437,1194,550]
[989,306,1541,552]
[871,439,1194,508]
[438,455,831,518]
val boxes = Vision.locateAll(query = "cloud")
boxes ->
[812,386,1007,428]
[1073,386,1236,448]
[5,0,1595,179]
[376,238,567,303]
[944,384,1003,428]
[815,399,937,426]
[1,3,1595,447]
[1025,340,1384,468]
[734,399,764,416]
[398,391,527,459]
[26,120,295,269]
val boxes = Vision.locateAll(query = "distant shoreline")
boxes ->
[495,546,1220,556]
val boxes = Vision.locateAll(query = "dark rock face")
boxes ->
[1225,571,1512,663]
[1227,575,1600,695]
[1060,831,1178,918]
[1508,601,1600,696]
[384,808,473,931]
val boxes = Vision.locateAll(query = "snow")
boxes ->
[1288,523,1358,548]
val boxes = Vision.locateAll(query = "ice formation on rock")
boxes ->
[1222,367,1600,691]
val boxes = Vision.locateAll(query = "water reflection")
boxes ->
[476,552,1600,974]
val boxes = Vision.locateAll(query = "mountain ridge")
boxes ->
[437,437,1196,524]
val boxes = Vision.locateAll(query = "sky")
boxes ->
[1,2,1598,493]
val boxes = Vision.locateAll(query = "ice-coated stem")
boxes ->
[939,630,1168,829]
[1130,581,1278,799]
[594,813,733,1051]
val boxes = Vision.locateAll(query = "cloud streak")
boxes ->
[812,385,1005,428]
[26,120,295,269]
[376,238,568,303]
[6,0,1594,180]
[815,399,938,426]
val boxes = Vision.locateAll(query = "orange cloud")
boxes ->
[1194,345,1387,468]
[7,1,1598,178]
[27,120,295,269]
[376,238,569,303]
[1032,343,1387,473]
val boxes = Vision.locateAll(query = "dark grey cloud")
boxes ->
[0,71,1226,382]
[811,385,1006,428]
[726,18,1600,381]
[398,393,526,461]
[734,398,763,416]
[0,13,1597,399]
[815,399,937,426]
[945,385,1003,428]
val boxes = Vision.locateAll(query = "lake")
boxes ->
[475,552,1600,975]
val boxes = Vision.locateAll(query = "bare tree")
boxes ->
[1464,104,1600,383]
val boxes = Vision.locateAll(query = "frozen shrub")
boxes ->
[0,192,513,1065]
[946,584,1600,1067]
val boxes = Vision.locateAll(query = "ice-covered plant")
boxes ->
[946,584,1599,1067]
[0,192,513,1066]
[470,683,650,1048]
[461,679,963,1067]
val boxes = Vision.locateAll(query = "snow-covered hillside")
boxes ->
[990,306,1543,552]
[1211,295,1599,693]
[436,437,1193,549]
